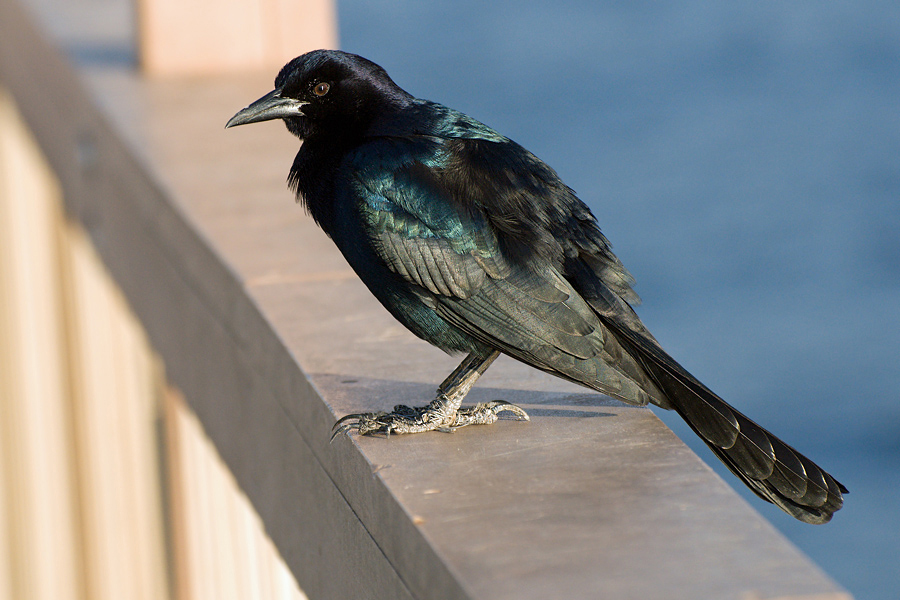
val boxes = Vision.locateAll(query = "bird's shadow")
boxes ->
[313,372,625,420]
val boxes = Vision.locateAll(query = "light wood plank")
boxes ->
[0,86,85,600]
[58,219,171,600]
[163,388,308,600]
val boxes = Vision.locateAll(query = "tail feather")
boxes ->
[607,320,847,524]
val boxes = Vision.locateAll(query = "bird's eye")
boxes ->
[314,82,331,97]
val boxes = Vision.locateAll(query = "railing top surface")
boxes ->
[0,0,851,598]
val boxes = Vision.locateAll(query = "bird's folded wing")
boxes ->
[349,154,658,404]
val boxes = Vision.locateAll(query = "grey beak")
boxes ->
[225,89,308,128]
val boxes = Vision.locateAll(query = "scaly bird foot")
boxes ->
[452,400,530,428]
[331,398,529,441]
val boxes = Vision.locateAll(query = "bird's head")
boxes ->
[226,50,412,140]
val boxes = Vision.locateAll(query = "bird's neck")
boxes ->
[288,137,347,235]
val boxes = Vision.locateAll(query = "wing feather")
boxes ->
[347,143,662,406]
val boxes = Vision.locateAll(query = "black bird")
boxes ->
[227,50,846,524]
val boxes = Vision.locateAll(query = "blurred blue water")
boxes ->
[338,2,900,598]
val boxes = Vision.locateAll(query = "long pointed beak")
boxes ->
[225,89,308,128]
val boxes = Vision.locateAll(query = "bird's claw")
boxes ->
[330,406,417,441]
[453,400,530,428]
[330,412,368,441]
[330,400,529,441]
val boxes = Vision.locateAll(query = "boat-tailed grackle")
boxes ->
[227,50,846,524]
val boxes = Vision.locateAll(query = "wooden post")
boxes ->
[137,0,338,76]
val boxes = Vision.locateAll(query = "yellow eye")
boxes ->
[314,82,330,97]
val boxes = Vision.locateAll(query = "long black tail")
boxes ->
[608,321,847,524]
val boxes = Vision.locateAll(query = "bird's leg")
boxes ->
[438,351,529,429]
[332,350,529,439]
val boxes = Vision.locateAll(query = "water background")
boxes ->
[338,2,900,598]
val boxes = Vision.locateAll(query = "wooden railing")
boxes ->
[0,0,852,598]
[0,34,307,600]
